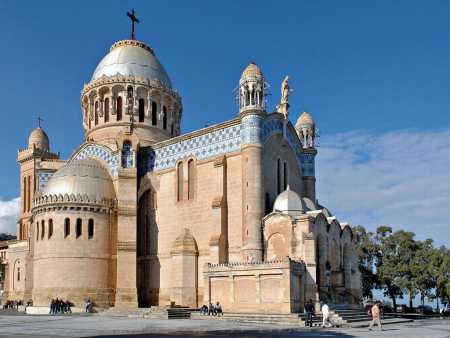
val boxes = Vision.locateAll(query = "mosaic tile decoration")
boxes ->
[37,171,54,191]
[143,123,242,172]
[139,114,314,177]
[300,154,315,177]
[72,144,119,176]
[241,115,263,145]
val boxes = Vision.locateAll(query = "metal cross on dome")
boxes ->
[37,116,43,128]
[127,9,140,40]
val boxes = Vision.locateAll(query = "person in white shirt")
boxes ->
[321,302,333,328]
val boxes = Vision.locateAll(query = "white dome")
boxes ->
[273,187,304,216]
[92,40,172,89]
[43,158,115,201]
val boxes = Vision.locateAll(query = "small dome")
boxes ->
[302,197,317,212]
[43,158,115,201]
[92,40,172,89]
[28,127,49,151]
[241,62,263,80]
[171,228,198,255]
[295,112,315,129]
[273,186,305,216]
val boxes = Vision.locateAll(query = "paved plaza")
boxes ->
[0,312,448,338]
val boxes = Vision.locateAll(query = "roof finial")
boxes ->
[126,9,140,40]
[37,116,43,128]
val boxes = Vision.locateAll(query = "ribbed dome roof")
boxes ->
[92,40,172,89]
[43,158,115,201]
[241,62,263,80]
[28,127,49,151]
[272,187,319,216]
[296,111,315,129]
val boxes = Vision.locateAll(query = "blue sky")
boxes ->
[0,1,449,247]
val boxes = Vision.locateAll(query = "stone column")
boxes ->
[300,148,317,202]
[240,112,264,262]
[209,156,228,264]
[114,141,138,308]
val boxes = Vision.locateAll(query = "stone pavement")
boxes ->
[0,312,448,338]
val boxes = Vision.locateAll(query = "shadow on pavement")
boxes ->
[87,328,357,338]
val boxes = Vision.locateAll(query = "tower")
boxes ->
[239,62,266,262]
[17,126,59,241]
[295,112,317,202]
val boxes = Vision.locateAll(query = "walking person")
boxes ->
[304,299,314,327]
[368,302,383,331]
[321,302,333,328]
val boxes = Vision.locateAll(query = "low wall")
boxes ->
[26,306,85,315]
[203,259,304,314]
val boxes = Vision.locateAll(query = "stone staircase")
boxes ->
[192,305,413,328]
[98,306,191,319]
[191,312,304,326]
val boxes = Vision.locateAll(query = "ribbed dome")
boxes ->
[273,186,305,216]
[296,112,315,129]
[28,127,49,151]
[43,158,115,201]
[92,40,172,89]
[241,62,263,80]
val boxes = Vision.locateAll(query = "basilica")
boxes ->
[4,21,361,312]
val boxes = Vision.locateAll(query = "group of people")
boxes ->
[49,298,73,314]
[200,302,223,316]
[2,299,23,310]
[304,299,383,331]
[304,299,337,328]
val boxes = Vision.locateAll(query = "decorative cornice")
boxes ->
[110,39,154,54]
[33,193,115,209]
[81,74,181,100]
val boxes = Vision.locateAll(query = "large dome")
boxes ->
[92,40,172,89]
[43,158,115,200]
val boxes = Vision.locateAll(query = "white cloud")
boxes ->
[316,128,450,246]
[0,197,20,235]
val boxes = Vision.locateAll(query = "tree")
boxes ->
[353,225,378,298]
[413,239,435,306]
[373,226,403,309]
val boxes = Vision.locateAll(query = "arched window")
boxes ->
[88,219,94,239]
[94,101,99,125]
[138,98,145,122]
[188,159,195,200]
[36,223,39,241]
[17,267,20,281]
[151,101,157,125]
[177,162,184,201]
[104,98,110,122]
[76,218,82,238]
[121,141,133,168]
[283,161,288,190]
[64,218,70,238]
[116,96,122,121]
[48,219,53,239]
[163,106,167,130]
[277,158,281,195]
[41,220,45,240]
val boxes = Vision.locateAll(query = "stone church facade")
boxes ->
[4,31,362,312]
